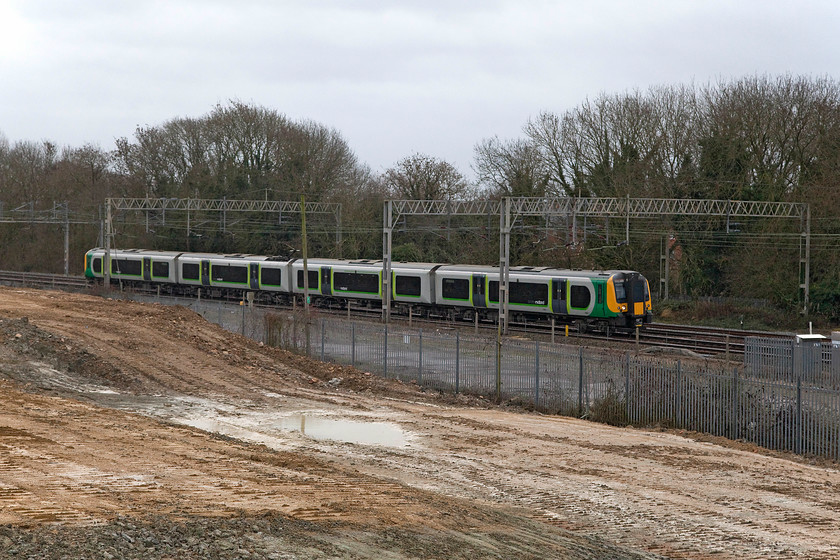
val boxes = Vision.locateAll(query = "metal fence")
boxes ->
[110,293,840,461]
[266,313,840,461]
[744,336,840,388]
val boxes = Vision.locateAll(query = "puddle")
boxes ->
[182,417,295,450]
[159,399,411,450]
[276,415,408,447]
[8,356,412,450]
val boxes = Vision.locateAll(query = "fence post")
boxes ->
[418,328,423,385]
[534,340,540,408]
[384,325,389,378]
[320,319,326,361]
[455,331,460,394]
[796,375,802,455]
[732,367,739,440]
[578,346,584,417]
[675,359,682,427]
[495,339,500,401]
[351,323,356,368]
[625,352,631,423]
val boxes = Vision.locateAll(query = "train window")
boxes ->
[261,267,283,287]
[395,275,421,297]
[488,280,499,303]
[570,285,591,309]
[111,258,141,276]
[488,281,549,306]
[296,270,319,289]
[442,277,469,300]
[92,257,102,274]
[633,281,646,302]
[334,271,379,294]
[212,264,247,284]
[152,261,169,278]
[614,281,626,303]
[509,282,548,306]
[182,263,200,280]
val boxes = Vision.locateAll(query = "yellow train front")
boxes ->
[603,271,653,330]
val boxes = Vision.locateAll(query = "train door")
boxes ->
[472,274,486,307]
[551,279,566,314]
[320,267,331,295]
[142,257,152,282]
[625,273,646,317]
[249,263,260,290]
[201,260,211,287]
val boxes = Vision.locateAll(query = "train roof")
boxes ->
[89,248,184,257]
[90,248,277,260]
[178,251,272,261]
[288,258,442,270]
[436,264,636,278]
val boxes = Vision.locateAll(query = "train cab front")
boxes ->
[610,272,653,329]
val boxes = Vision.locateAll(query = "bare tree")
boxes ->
[473,136,551,197]
[382,153,469,200]
[53,144,114,207]
[115,100,366,203]
[275,119,361,201]
[0,140,58,206]
[699,75,840,201]
[526,86,701,198]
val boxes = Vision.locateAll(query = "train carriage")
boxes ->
[85,248,179,285]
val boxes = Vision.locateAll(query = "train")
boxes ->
[84,248,653,333]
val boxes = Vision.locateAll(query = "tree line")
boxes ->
[1,75,839,317]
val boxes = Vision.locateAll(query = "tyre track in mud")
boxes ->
[0,383,658,560]
[325,408,840,559]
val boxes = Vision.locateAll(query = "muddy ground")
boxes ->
[0,286,838,559]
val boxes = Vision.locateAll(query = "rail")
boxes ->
[0,270,90,291]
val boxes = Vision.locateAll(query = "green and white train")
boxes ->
[85,248,653,332]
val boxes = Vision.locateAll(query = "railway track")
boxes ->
[0,270,797,358]
[0,270,90,291]
[637,322,794,357]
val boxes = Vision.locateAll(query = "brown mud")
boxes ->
[0,287,838,559]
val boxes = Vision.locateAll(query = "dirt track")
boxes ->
[0,287,839,559]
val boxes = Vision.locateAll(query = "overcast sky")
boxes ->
[1,1,837,180]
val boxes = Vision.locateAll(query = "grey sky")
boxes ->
[1,1,837,180]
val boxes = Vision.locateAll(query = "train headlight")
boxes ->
[619,304,628,313]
